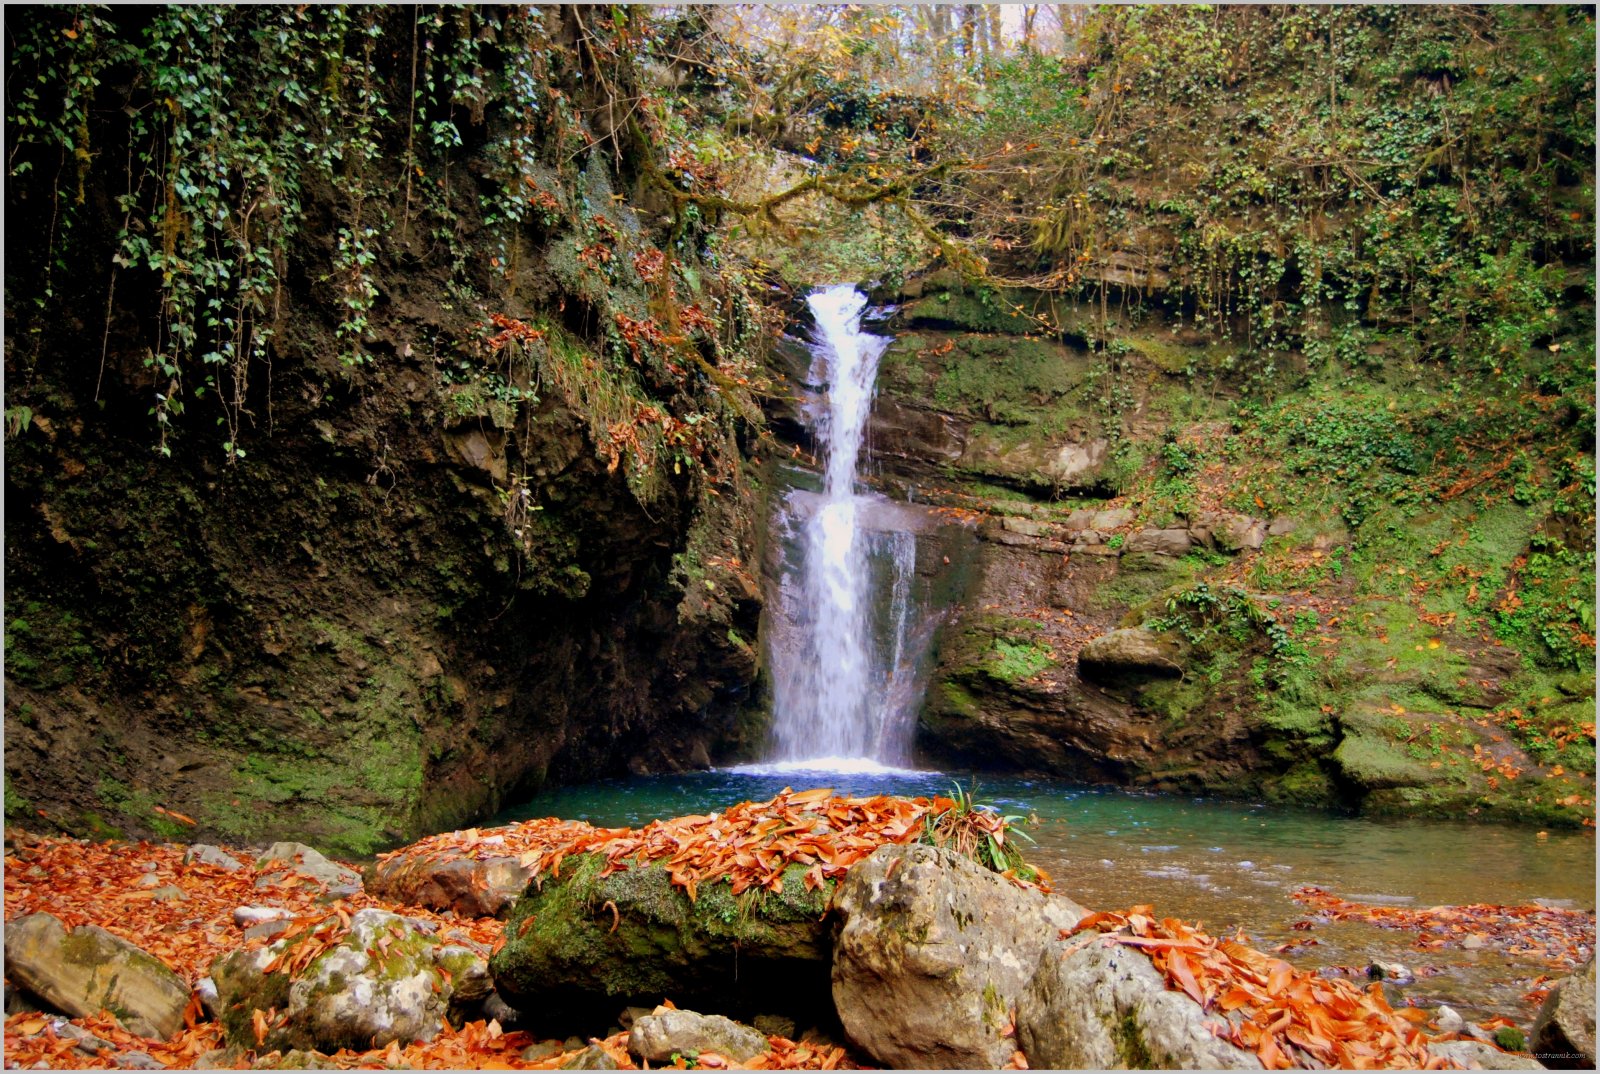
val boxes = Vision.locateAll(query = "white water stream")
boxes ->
[757,286,935,773]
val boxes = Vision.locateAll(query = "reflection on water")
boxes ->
[493,768,1594,1022]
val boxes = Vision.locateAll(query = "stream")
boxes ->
[492,768,1594,1025]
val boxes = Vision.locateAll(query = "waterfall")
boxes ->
[758,285,934,773]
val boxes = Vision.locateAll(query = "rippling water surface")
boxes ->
[494,767,1595,1022]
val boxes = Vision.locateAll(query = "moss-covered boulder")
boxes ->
[488,853,834,1023]
[211,909,489,1053]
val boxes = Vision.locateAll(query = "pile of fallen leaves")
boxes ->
[1291,887,1595,968]
[377,788,1047,902]
[1067,907,1456,1070]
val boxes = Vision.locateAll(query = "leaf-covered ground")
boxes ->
[4,793,1591,1070]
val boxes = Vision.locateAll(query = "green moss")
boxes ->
[986,638,1055,683]
[1112,1011,1154,1069]
[1138,678,1204,725]
[491,853,833,1006]
[1333,732,1443,790]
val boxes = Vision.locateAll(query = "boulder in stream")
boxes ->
[1531,956,1596,1069]
[830,843,1087,1069]
[1016,935,1262,1069]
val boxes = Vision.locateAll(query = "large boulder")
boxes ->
[830,844,1087,1069]
[1531,957,1596,1069]
[211,909,488,1053]
[1017,935,1261,1069]
[628,1008,771,1063]
[3,913,189,1040]
[1077,628,1186,685]
[489,854,835,1023]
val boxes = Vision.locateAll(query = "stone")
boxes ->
[244,920,293,944]
[256,842,361,889]
[1427,1040,1546,1069]
[211,909,486,1054]
[234,906,292,928]
[442,427,509,484]
[1000,515,1057,539]
[195,977,221,1021]
[1017,937,1261,1069]
[1091,508,1134,531]
[1072,541,1121,557]
[1434,1004,1465,1035]
[561,1044,619,1070]
[1062,510,1096,532]
[752,1014,794,1041]
[1531,956,1595,1069]
[629,1009,771,1063]
[184,845,244,871]
[1266,516,1296,537]
[1215,515,1268,553]
[522,1040,568,1062]
[3,913,189,1040]
[830,843,1087,1069]
[1042,439,1109,488]
[365,851,535,919]
[480,991,521,1026]
[150,885,187,903]
[1077,628,1185,684]
[1124,527,1193,557]
[116,1053,163,1070]
[253,1049,335,1070]
[490,853,834,1018]
[284,909,451,1050]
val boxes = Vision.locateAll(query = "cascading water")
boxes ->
[759,285,937,772]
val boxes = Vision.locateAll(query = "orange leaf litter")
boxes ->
[1070,907,1484,1070]
[1292,886,1595,969]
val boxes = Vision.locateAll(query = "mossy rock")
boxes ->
[901,289,1039,335]
[1332,732,1443,791]
[488,853,834,1024]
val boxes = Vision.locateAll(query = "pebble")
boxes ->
[1435,1005,1465,1034]
[234,905,292,927]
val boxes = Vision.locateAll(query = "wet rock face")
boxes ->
[1017,937,1262,1070]
[2,912,190,1041]
[830,844,1087,1070]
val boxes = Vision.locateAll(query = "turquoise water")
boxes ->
[493,766,1595,1022]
